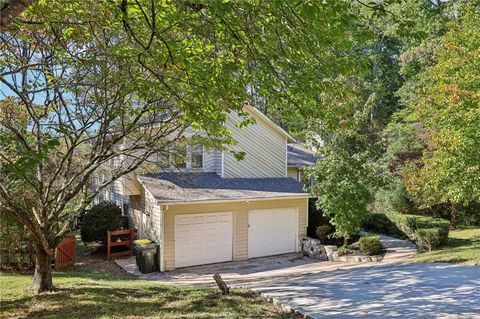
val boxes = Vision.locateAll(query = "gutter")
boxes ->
[155,194,311,205]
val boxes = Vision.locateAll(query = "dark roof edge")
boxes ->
[156,193,311,205]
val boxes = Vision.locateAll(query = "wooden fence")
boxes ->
[55,235,76,270]
[107,228,137,260]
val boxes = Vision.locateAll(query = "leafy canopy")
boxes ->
[399,4,480,207]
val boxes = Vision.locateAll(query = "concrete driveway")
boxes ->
[116,236,480,318]
[252,262,480,318]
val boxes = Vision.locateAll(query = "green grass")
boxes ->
[413,226,480,266]
[0,265,298,319]
[0,233,298,319]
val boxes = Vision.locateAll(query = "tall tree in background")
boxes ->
[0,0,365,292]
[371,0,450,216]
[398,3,480,227]
[308,0,452,241]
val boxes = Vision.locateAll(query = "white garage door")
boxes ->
[175,212,233,268]
[248,208,298,258]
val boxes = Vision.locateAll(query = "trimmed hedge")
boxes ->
[359,234,384,256]
[415,228,442,252]
[363,212,450,251]
[362,213,405,238]
[388,213,450,246]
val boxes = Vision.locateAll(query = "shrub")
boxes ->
[81,201,126,244]
[389,213,450,245]
[0,212,35,270]
[362,212,450,251]
[359,234,384,256]
[307,198,330,237]
[362,213,405,238]
[415,228,442,252]
[337,246,354,256]
[315,225,332,243]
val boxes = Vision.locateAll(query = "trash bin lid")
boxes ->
[134,239,153,245]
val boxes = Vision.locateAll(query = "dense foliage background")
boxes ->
[302,1,480,240]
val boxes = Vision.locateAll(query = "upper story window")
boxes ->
[173,144,187,169]
[157,144,203,170]
[191,145,203,168]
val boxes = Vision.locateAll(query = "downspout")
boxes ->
[159,205,169,272]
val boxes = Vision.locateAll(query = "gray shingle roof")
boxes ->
[138,172,308,203]
[287,144,317,168]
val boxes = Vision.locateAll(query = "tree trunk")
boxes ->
[31,244,54,293]
[0,0,38,31]
[451,203,457,230]
[213,273,230,295]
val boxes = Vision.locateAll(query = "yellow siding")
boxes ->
[112,174,142,196]
[287,167,299,180]
[127,187,161,243]
[128,195,142,230]
[224,109,286,178]
[162,197,308,270]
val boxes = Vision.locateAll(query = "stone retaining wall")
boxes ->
[300,236,383,263]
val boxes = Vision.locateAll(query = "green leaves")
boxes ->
[397,3,480,207]
[310,131,380,240]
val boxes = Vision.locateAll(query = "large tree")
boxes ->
[307,0,452,239]
[398,3,480,225]
[0,0,364,292]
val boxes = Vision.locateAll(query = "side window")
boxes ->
[156,144,203,170]
[191,145,203,169]
[173,144,187,169]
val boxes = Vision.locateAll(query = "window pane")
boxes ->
[173,145,186,168]
[191,145,203,168]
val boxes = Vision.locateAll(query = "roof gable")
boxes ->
[243,103,295,143]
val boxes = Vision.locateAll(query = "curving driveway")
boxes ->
[116,236,480,318]
[253,262,480,318]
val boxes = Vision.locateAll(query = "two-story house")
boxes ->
[99,104,311,271]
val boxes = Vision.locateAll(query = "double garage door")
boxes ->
[174,208,298,268]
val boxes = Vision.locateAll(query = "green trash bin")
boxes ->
[137,245,158,274]
[134,241,155,265]
[134,242,156,266]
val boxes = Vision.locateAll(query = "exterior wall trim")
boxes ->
[156,195,310,205]
[221,151,224,177]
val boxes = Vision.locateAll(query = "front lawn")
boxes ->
[1,265,297,319]
[413,227,480,266]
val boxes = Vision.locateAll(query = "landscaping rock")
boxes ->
[338,254,383,263]
[324,245,338,262]
[300,236,328,260]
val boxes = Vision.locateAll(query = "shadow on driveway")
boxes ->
[255,262,480,318]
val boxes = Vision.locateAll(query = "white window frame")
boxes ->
[189,145,204,170]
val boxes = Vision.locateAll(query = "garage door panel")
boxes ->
[248,208,298,258]
[175,212,233,268]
